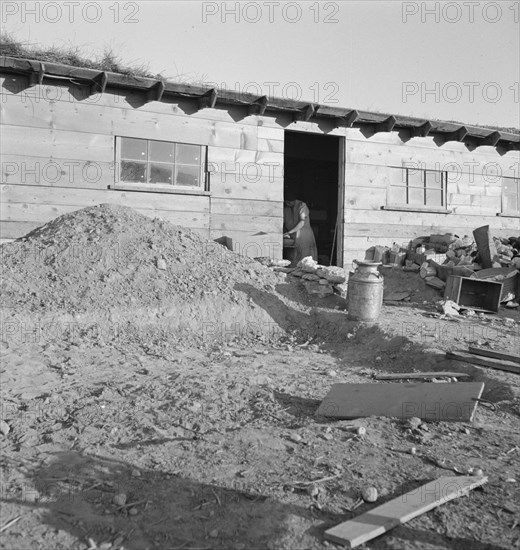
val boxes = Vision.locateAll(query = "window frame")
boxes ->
[113,136,209,194]
[385,166,450,213]
[499,176,520,218]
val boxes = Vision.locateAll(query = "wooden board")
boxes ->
[211,198,282,218]
[447,350,520,375]
[316,382,484,421]
[2,98,260,151]
[2,125,114,162]
[473,225,497,269]
[467,347,520,365]
[0,184,209,212]
[375,372,470,380]
[0,201,209,230]
[346,137,519,172]
[208,229,282,260]
[1,154,114,190]
[325,475,488,548]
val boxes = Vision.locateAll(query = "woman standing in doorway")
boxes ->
[283,188,318,266]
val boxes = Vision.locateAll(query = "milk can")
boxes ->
[346,260,384,321]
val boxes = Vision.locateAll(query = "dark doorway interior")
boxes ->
[283,131,341,266]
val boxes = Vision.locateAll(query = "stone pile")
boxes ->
[368,227,520,308]
[283,257,349,298]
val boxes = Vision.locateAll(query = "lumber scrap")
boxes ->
[447,350,520,375]
[467,346,520,365]
[316,382,484,422]
[473,225,497,269]
[325,476,487,548]
[375,372,469,380]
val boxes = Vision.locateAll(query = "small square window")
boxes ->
[149,163,173,184]
[176,164,202,187]
[408,169,423,188]
[149,141,174,163]
[121,161,146,182]
[388,168,447,211]
[502,177,520,215]
[121,138,147,161]
[117,137,206,191]
[177,143,202,165]
[425,170,443,189]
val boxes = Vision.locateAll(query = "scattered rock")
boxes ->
[156,258,167,270]
[288,433,302,443]
[113,493,127,507]
[407,417,422,430]
[441,300,460,316]
[0,420,11,436]
[24,489,40,503]
[361,486,378,503]
[307,483,320,497]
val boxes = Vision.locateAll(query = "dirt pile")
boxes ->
[1,204,324,347]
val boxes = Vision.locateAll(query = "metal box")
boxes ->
[444,275,503,313]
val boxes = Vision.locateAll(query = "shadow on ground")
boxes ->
[2,450,343,549]
[1,451,508,550]
[236,283,515,407]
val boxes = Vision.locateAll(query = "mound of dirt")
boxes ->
[1,204,345,348]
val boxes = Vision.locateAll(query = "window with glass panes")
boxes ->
[388,168,446,209]
[501,177,520,216]
[118,137,205,188]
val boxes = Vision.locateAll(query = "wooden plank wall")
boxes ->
[2,74,518,268]
[0,75,284,258]
[342,128,520,268]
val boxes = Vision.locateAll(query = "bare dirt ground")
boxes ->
[1,206,519,550]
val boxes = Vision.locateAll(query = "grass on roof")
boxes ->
[0,32,518,134]
[0,32,162,80]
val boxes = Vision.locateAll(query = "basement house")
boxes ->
[1,56,519,268]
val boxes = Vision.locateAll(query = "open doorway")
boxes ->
[283,130,342,266]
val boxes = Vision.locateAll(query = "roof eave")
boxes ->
[1,55,519,149]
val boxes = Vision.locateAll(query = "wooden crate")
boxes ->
[474,267,518,301]
[444,275,502,313]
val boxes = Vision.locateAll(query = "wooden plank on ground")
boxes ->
[375,372,470,380]
[467,346,520,365]
[316,382,484,421]
[324,476,487,548]
[447,350,520,375]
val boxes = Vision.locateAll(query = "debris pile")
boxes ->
[368,225,520,311]
[280,257,349,298]
[0,204,316,346]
